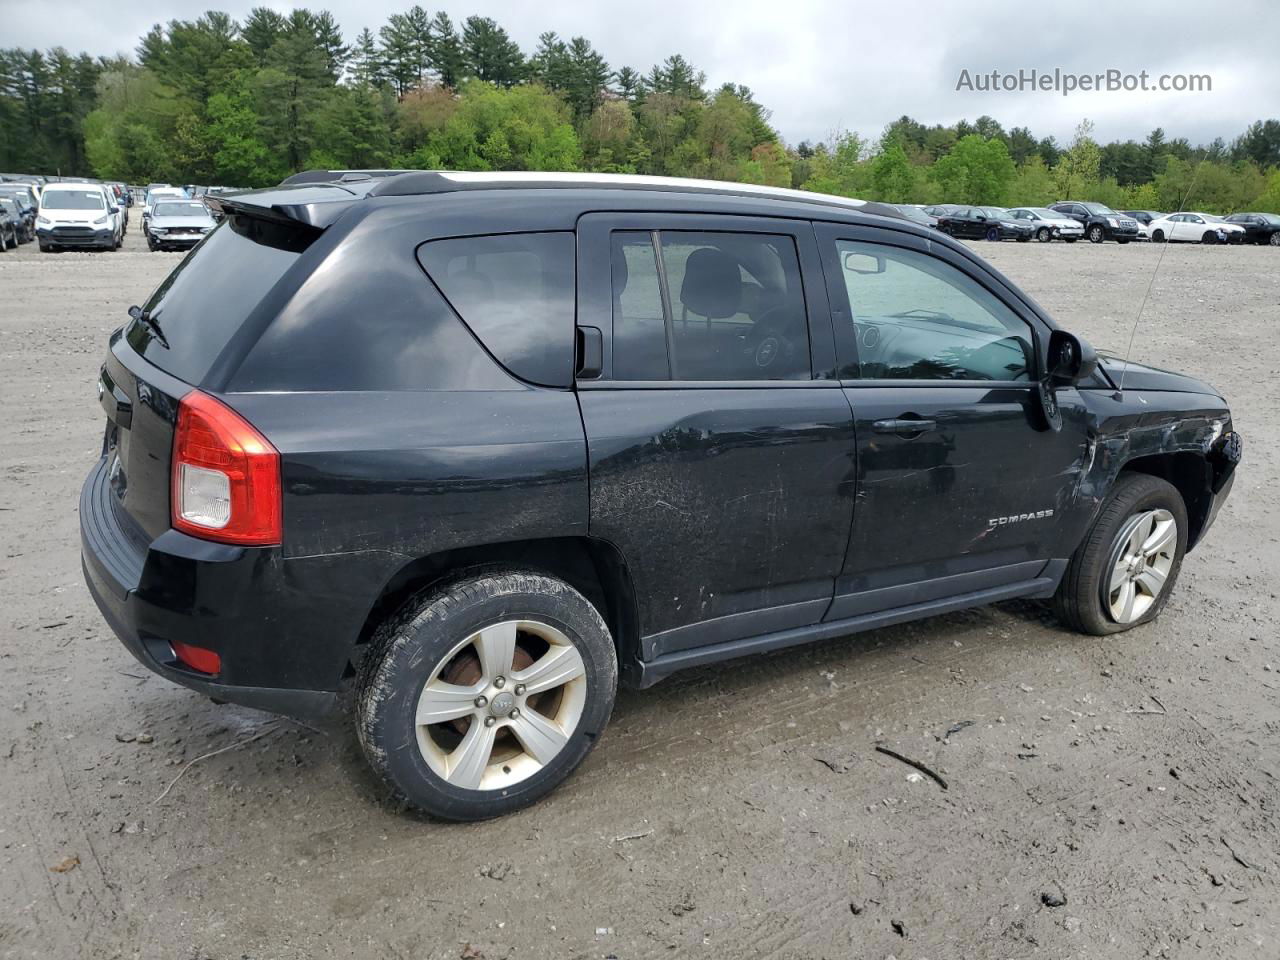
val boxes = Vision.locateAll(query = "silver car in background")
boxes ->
[145,199,217,251]
[1006,207,1085,243]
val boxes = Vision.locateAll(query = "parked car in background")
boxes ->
[145,199,217,251]
[922,203,964,218]
[1006,207,1084,242]
[888,204,939,229]
[1148,212,1247,244]
[80,171,1241,820]
[1049,202,1140,243]
[142,186,188,228]
[0,197,22,251]
[0,183,39,241]
[1224,212,1280,246]
[36,182,122,251]
[1123,210,1164,226]
[936,206,1034,241]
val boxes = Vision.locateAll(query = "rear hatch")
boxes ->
[93,208,323,554]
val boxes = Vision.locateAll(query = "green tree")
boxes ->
[1055,119,1101,199]
[461,17,524,87]
[931,134,1015,204]
[869,140,915,202]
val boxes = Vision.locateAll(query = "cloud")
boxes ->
[4,0,1275,147]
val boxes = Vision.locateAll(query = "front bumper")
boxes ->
[79,457,341,720]
[38,226,115,248]
[148,231,206,248]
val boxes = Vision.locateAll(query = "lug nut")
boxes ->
[509,707,521,720]
[493,676,506,689]
[474,695,488,708]
[514,684,526,696]
[484,716,497,727]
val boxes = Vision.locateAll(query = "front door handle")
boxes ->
[872,417,937,435]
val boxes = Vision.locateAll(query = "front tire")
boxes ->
[1037,227,1051,242]
[1202,231,1218,245]
[357,571,618,820]
[1054,474,1188,636]
[1152,229,1166,242]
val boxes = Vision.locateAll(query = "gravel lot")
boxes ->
[2,213,1277,959]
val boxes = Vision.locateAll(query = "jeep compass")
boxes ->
[81,171,1241,820]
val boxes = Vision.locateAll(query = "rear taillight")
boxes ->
[171,390,281,546]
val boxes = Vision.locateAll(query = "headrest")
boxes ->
[679,248,741,319]
[611,237,629,293]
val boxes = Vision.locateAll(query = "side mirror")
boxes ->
[1047,330,1097,385]
[109,205,119,214]
[975,214,986,222]
[843,251,886,275]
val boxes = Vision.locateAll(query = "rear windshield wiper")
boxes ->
[128,304,168,348]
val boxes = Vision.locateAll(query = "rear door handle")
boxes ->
[872,417,936,435]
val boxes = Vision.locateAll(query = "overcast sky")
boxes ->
[3,0,1275,147]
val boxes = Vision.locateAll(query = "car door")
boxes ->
[814,222,1091,618]
[576,213,855,661]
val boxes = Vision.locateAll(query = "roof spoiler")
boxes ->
[205,183,373,230]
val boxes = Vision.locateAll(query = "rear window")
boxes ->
[126,215,311,385]
[416,232,576,387]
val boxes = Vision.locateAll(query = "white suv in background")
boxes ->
[35,183,122,252]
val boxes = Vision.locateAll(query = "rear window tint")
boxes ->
[126,216,310,385]
[417,232,575,387]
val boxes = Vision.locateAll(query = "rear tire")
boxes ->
[1269,232,1280,246]
[1088,225,1105,243]
[1054,473,1188,636]
[357,570,618,820]
[985,227,1000,242]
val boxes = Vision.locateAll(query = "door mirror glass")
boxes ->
[843,251,885,275]
[1047,330,1098,384]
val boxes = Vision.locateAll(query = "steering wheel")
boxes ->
[742,308,796,371]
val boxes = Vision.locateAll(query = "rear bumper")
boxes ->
[79,457,341,721]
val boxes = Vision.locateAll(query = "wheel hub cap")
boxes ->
[1105,508,1177,624]
[413,619,588,792]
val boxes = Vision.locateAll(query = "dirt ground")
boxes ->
[2,212,1277,960]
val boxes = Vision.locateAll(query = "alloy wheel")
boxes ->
[1104,509,1177,624]
[414,619,587,791]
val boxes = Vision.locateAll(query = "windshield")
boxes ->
[1081,202,1117,215]
[1203,214,1226,223]
[154,201,210,218]
[42,190,105,211]
[1026,208,1060,218]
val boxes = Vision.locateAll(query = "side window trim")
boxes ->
[575,212,838,387]
[813,222,1045,385]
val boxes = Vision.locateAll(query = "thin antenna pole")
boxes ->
[1116,153,1211,396]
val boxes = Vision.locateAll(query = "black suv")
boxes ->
[81,173,1241,820]
[1050,201,1140,243]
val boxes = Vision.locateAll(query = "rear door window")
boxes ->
[608,230,811,381]
[417,232,576,387]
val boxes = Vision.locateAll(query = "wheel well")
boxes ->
[1118,452,1213,549]
[354,536,641,676]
